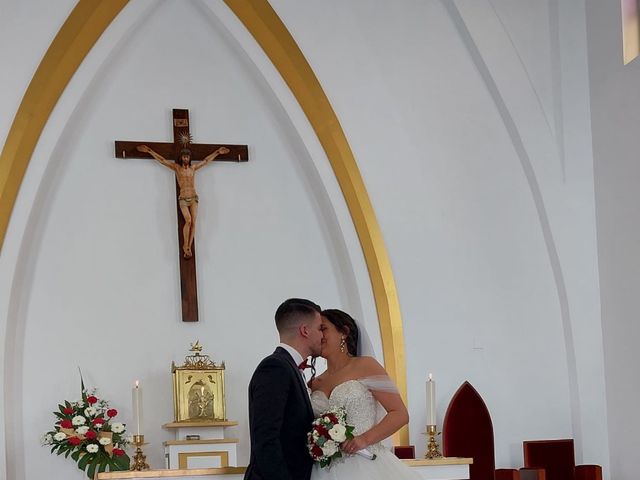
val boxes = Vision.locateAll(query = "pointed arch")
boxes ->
[0,0,408,443]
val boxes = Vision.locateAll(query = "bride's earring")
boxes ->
[340,335,346,353]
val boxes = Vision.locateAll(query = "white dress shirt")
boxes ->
[278,342,304,367]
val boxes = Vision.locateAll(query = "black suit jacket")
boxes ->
[244,347,314,480]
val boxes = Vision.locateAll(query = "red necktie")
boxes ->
[298,358,310,370]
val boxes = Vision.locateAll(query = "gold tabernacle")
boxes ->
[172,341,226,422]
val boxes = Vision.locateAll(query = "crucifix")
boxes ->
[115,109,248,322]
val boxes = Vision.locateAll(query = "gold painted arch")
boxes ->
[0,0,409,443]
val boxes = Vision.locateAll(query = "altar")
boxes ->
[96,457,472,480]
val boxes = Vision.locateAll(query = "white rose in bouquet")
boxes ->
[84,407,97,416]
[76,426,89,435]
[53,432,66,441]
[99,437,112,446]
[321,440,338,457]
[328,424,347,443]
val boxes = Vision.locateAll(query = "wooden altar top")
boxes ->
[404,457,473,466]
[97,467,245,478]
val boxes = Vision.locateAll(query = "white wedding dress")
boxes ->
[310,378,422,480]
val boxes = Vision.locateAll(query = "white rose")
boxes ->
[53,432,67,441]
[111,423,125,434]
[76,426,89,435]
[86,444,99,453]
[84,407,97,416]
[72,416,86,426]
[328,424,347,443]
[321,440,338,457]
[99,437,112,446]
[76,402,84,408]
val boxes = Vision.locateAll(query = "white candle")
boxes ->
[132,380,142,435]
[426,373,436,425]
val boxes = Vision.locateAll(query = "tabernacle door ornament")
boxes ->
[172,341,226,422]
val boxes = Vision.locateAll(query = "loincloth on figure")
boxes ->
[178,195,199,207]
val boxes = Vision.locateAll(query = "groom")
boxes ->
[244,298,324,480]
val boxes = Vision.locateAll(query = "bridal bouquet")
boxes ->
[308,407,354,467]
[42,380,131,479]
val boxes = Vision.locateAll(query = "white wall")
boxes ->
[586,1,640,479]
[0,0,609,478]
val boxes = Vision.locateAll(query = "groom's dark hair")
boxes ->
[275,298,321,333]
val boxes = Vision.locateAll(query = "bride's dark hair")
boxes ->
[322,309,359,357]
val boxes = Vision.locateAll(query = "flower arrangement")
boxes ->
[42,379,131,478]
[307,407,355,468]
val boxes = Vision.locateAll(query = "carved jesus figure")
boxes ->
[137,144,230,259]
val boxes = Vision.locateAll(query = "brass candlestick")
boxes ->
[424,424,442,459]
[130,434,150,471]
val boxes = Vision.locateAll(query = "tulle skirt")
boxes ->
[311,448,422,480]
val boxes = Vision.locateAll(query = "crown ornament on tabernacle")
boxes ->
[172,341,225,371]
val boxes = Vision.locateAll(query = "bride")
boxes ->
[309,309,421,479]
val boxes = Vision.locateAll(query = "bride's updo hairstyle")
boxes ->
[322,309,359,357]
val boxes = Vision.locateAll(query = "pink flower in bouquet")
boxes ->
[112,448,125,456]
[63,407,74,415]
[86,395,98,405]
[92,417,105,426]
[106,409,118,418]
[68,437,81,446]
[85,430,97,440]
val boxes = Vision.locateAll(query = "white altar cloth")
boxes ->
[96,457,472,480]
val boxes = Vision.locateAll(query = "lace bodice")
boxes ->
[310,380,384,453]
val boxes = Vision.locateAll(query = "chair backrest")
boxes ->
[443,381,495,480]
[523,439,575,480]
[393,445,415,459]
[495,469,520,480]
[574,465,603,480]
[520,468,546,480]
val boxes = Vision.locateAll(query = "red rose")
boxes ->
[112,448,125,456]
[325,413,338,424]
[106,409,118,418]
[68,437,81,446]
[59,419,73,429]
[314,424,329,437]
[87,396,98,405]
[92,417,105,426]
[85,430,97,440]
[63,407,74,415]
[311,444,323,458]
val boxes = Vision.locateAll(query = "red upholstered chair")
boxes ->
[443,381,495,480]
[520,468,546,480]
[574,465,602,480]
[495,469,520,480]
[393,445,415,459]
[523,439,575,480]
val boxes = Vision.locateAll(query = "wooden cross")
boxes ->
[115,109,248,322]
